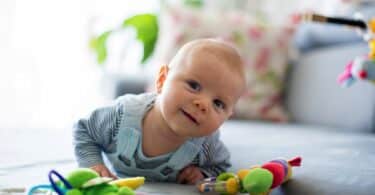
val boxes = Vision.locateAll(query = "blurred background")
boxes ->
[0,0,364,130]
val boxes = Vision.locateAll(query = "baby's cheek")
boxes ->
[216,115,227,127]
[205,120,222,135]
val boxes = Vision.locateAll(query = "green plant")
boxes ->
[89,0,203,67]
[89,14,158,66]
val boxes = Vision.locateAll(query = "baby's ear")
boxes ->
[155,65,169,93]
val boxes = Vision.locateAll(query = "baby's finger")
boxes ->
[99,169,111,177]
[185,170,197,183]
[187,173,204,185]
[108,171,118,179]
[186,169,201,184]
[177,167,192,183]
[187,176,198,185]
[177,171,187,183]
[99,168,115,179]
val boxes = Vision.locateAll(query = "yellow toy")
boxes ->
[28,168,145,195]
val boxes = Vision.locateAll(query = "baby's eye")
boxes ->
[213,99,225,110]
[187,80,201,91]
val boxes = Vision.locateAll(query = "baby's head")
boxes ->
[155,39,246,138]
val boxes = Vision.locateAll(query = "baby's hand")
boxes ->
[90,164,117,179]
[177,165,204,185]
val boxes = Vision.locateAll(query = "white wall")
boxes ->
[0,0,158,130]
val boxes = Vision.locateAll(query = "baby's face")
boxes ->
[158,46,245,138]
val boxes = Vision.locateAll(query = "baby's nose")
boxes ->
[193,99,208,113]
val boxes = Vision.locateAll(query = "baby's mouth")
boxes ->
[181,109,199,125]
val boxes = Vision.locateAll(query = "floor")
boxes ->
[0,128,204,195]
[0,128,76,193]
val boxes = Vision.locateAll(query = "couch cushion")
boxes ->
[293,23,361,53]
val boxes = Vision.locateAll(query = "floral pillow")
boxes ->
[151,4,299,122]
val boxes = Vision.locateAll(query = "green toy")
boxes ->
[28,168,145,195]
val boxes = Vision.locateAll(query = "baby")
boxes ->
[73,38,246,184]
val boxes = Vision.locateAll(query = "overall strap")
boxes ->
[116,93,156,158]
[167,137,205,170]
[120,93,156,130]
[116,127,140,159]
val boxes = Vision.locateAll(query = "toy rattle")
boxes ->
[197,156,302,195]
[303,13,375,87]
[28,168,145,195]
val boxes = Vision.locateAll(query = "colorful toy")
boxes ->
[196,156,302,195]
[28,168,145,195]
[303,13,375,87]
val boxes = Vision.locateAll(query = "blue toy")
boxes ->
[28,168,145,195]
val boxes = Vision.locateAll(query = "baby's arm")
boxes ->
[198,131,231,177]
[73,102,122,177]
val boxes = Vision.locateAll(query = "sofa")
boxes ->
[108,38,375,194]
[1,31,374,195]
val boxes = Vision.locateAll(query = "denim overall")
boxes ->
[105,93,205,182]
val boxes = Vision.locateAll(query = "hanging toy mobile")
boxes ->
[303,13,375,87]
